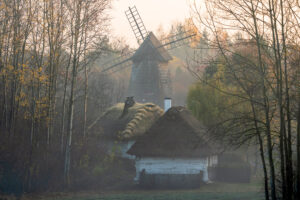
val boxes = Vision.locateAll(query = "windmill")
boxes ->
[102,6,196,107]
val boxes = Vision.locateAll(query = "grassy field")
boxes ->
[19,182,263,200]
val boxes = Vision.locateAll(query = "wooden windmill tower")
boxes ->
[102,6,195,107]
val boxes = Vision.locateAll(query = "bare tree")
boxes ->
[63,0,111,185]
[190,0,300,199]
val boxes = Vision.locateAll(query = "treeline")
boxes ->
[188,1,300,200]
[0,0,131,194]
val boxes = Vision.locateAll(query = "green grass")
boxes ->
[62,192,261,200]
[27,182,263,200]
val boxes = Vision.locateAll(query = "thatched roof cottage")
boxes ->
[98,97,164,159]
[127,106,218,188]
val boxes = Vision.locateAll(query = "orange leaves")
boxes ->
[18,91,29,107]
[0,1,12,15]
[184,18,202,48]
[0,61,50,120]
[6,64,14,72]
[39,74,48,82]
[213,29,230,48]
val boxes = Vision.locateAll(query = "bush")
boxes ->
[208,163,251,183]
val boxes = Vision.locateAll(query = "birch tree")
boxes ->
[63,0,111,185]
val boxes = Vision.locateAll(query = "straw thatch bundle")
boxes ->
[99,102,164,141]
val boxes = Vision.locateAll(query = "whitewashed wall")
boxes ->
[134,157,216,182]
[106,140,136,159]
[120,141,136,159]
[208,155,218,167]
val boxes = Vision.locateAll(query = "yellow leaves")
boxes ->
[38,67,43,73]
[20,100,29,108]
[215,29,229,47]
[0,64,49,87]
[24,111,31,120]
[55,52,60,58]
[220,31,229,42]
[16,90,29,108]
[0,69,6,76]
[22,63,29,68]
[0,2,12,15]
[212,63,225,88]
[0,65,14,76]
[39,74,48,82]
[19,91,26,99]
[1,62,50,120]
[7,65,14,71]
[19,73,25,83]
[184,18,202,48]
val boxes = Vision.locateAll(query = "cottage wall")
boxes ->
[120,141,136,159]
[106,140,136,159]
[135,157,217,182]
[208,155,218,167]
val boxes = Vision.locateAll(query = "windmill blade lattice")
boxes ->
[160,30,196,50]
[100,5,196,75]
[101,52,134,73]
[125,6,148,44]
[100,31,196,74]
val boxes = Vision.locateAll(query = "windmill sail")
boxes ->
[125,6,148,44]
[127,32,172,106]
[100,30,196,74]
[160,30,196,50]
[99,5,197,106]
[100,52,133,73]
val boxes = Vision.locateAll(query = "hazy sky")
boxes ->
[111,0,192,47]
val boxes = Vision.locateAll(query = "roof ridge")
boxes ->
[119,103,163,140]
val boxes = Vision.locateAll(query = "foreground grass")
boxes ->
[61,192,261,200]
[19,182,263,200]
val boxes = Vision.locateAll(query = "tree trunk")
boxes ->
[251,1,277,198]
[64,0,82,185]
[297,101,300,199]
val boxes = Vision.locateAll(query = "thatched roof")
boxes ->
[132,32,172,63]
[99,102,164,141]
[127,106,217,158]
